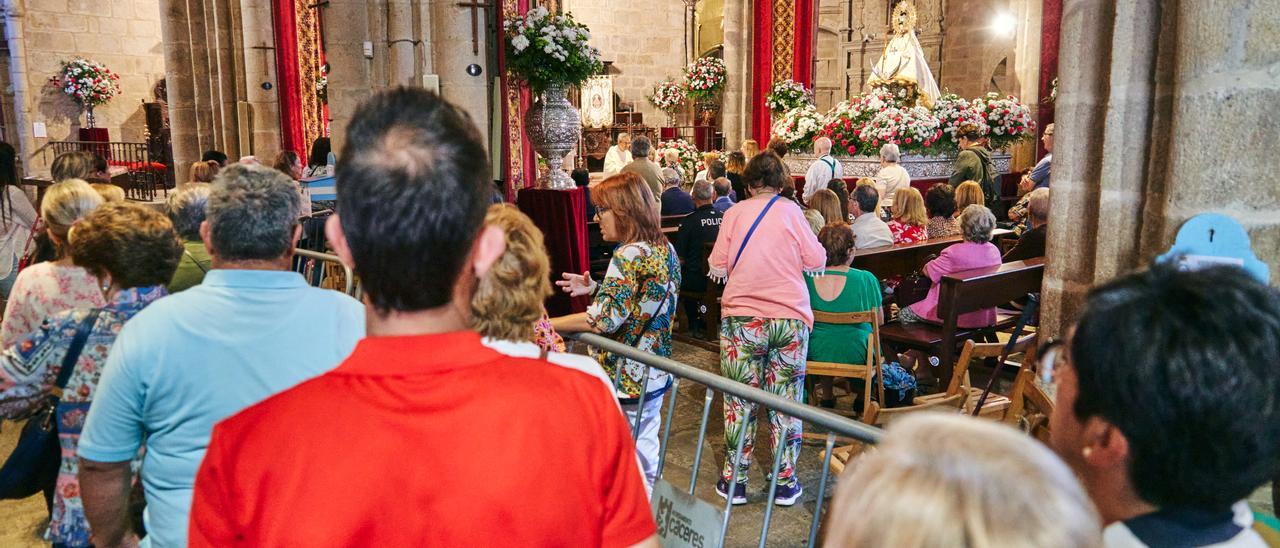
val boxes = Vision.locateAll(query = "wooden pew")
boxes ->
[879,257,1044,390]
[852,228,1012,280]
[587,213,689,277]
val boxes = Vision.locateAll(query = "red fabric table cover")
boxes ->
[78,128,109,142]
[660,127,677,140]
[517,187,591,316]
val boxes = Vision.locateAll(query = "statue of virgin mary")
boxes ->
[868,2,941,108]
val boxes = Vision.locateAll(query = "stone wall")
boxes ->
[562,0,690,125]
[4,0,167,174]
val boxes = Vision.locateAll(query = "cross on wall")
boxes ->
[457,1,494,56]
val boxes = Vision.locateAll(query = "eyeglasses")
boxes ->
[593,206,610,222]
[1036,338,1068,389]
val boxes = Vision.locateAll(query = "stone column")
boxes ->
[186,0,216,154]
[160,0,200,184]
[1041,0,1280,335]
[387,0,417,86]
[721,0,750,147]
[431,1,490,144]
[322,0,374,152]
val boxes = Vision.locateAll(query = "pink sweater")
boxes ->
[909,241,1003,328]
[708,195,827,327]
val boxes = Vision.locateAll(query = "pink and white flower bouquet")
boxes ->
[684,56,726,101]
[50,58,120,109]
[931,93,988,154]
[973,92,1035,150]
[859,105,943,155]
[649,80,687,120]
[771,106,825,152]
[765,79,813,115]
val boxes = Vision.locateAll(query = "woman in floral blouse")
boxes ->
[887,187,928,244]
[553,172,680,488]
[925,183,961,239]
[0,203,181,547]
[0,179,105,347]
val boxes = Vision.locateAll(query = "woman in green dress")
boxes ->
[807,222,883,408]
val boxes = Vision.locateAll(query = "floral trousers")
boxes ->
[719,316,809,487]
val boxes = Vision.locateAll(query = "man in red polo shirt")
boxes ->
[189,88,658,547]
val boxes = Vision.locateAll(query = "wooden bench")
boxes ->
[852,228,1012,280]
[879,257,1044,390]
[587,213,689,277]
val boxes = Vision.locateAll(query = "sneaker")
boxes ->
[772,482,803,506]
[715,479,748,505]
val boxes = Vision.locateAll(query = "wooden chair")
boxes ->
[1004,366,1055,443]
[805,309,883,415]
[915,333,1037,420]
[822,392,967,475]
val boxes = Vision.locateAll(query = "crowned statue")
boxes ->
[868,1,941,108]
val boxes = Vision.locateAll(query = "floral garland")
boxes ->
[765,79,813,115]
[684,56,726,102]
[859,105,943,155]
[658,139,701,184]
[931,94,987,155]
[649,80,687,118]
[49,58,120,108]
[504,8,602,94]
[973,93,1036,150]
[771,106,825,152]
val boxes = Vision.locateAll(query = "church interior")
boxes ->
[0,0,1278,546]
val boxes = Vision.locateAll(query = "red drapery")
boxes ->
[271,0,305,158]
[751,0,816,145]
[750,0,774,145]
[1037,0,1062,160]
[499,0,537,200]
[792,0,815,88]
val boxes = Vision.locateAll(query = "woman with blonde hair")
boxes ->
[887,187,928,244]
[725,151,747,201]
[825,413,1100,548]
[741,139,760,159]
[189,160,219,184]
[472,204,614,392]
[808,188,844,228]
[695,151,720,182]
[552,172,680,489]
[90,183,125,203]
[954,180,984,216]
[0,179,105,346]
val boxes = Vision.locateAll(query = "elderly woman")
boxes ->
[924,183,960,239]
[887,187,928,244]
[808,188,844,228]
[166,184,213,292]
[807,222,882,408]
[0,203,181,547]
[826,414,1100,547]
[0,180,105,347]
[708,152,825,507]
[875,143,910,207]
[954,180,984,215]
[900,204,1002,328]
[473,205,616,390]
[552,172,680,488]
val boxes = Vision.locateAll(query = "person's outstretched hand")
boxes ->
[556,271,596,297]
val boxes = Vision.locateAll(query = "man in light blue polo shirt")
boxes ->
[76,164,364,547]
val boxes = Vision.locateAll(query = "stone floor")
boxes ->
[1,340,1274,547]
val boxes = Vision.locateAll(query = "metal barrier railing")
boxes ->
[572,332,882,548]
[293,248,358,297]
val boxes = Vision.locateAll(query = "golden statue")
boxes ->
[868,1,941,108]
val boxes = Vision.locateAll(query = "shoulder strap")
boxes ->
[623,245,673,348]
[52,309,101,396]
[730,194,782,273]
[821,157,837,173]
[184,248,209,273]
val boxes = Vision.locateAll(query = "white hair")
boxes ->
[1028,187,1050,222]
[959,204,996,243]
[814,136,832,154]
[661,167,682,187]
[616,132,630,143]
[880,143,901,163]
[825,414,1100,548]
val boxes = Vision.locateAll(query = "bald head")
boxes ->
[814,136,832,155]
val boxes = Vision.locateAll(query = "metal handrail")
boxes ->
[293,248,354,296]
[573,332,883,444]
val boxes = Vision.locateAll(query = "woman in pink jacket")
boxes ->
[707,152,826,507]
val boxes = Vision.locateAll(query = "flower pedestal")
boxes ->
[524,84,580,190]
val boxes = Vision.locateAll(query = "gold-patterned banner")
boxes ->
[771,0,796,83]
[295,0,325,148]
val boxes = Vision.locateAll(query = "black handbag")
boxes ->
[0,309,101,499]
[893,253,939,310]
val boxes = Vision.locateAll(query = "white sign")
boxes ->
[652,479,724,548]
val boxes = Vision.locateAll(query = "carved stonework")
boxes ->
[787,151,1011,179]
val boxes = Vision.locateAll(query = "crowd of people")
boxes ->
[0,87,1274,548]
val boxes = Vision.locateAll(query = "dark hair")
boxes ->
[0,142,15,226]
[826,179,850,220]
[307,137,332,168]
[925,183,957,218]
[852,185,879,215]
[818,222,854,266]
[708,160,726,179]
[1071,264,1280,511]
[743,152,786,191]
[767,137,788,158]
[272,150,300,178]
[69,202,182,288]
[207,164,301,261]
[337,87,490,313]
[630,135,652,158]
[202,150,228,166]
[570,168,590,188]
[92,153,107,175]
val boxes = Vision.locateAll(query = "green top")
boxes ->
[805,267,882,365]
[168,239,212,293]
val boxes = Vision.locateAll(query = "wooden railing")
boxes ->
[46,140,169,201]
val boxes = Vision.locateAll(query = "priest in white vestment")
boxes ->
[602,133,632,176]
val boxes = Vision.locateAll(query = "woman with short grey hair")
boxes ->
[875,143,910,207]
[959,202,997,243]
[166,185,213,292]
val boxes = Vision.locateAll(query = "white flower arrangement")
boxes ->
[49,58,120,108]
[503,8,601,93]
[649,80,687,117]
[684,56,726,101]
[771,106,826,151]
[658,139,701,184]
[765,79,814,115]
[973,93,1036,150]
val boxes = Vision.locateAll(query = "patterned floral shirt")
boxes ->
[531,311,566,353]
[586,241,680,398]
[0,285,166,547]
[0,262,107,348]
[926,216,961,240]
[888,220,927,244]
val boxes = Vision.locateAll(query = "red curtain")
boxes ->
[1037,0,1062,160]
[751,0,774,145]
[499,0,537,200]
[792,0,815,88]
[271,0,305,159]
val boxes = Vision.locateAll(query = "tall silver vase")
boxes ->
[525,84,579,190]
